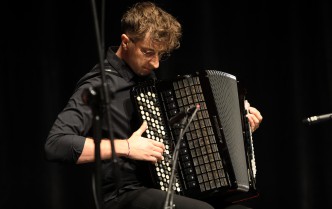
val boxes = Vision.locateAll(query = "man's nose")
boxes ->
[149,55,160,69]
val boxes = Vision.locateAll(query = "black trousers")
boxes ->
[104,188,252,209]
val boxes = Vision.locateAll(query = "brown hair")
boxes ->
[121,1,182,52]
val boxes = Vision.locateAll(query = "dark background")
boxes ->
[2,0,332,209]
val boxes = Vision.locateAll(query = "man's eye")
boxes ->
[144,51,155,56]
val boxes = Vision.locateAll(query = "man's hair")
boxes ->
[121,1,182,52]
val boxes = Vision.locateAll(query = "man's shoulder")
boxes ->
[91,62,123,77]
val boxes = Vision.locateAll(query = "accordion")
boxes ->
[131,70,258,202]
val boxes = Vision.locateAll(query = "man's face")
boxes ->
[125,35,168,77]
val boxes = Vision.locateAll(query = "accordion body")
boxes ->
[131,70,257,202]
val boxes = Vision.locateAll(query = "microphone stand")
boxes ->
[82,86,104,209]
[88,1,119,209]
[163,105,200,209]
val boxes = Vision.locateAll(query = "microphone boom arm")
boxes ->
[163,104,200,209]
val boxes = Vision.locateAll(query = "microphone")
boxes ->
[168,105,200,126]
[302,113,332,125]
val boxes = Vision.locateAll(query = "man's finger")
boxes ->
[151,140,165,151]
[134,121,148,136]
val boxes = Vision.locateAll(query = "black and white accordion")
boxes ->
[131,70,258,202]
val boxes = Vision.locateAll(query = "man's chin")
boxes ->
[138,69,152,77]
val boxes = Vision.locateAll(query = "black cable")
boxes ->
[101,0,105,52]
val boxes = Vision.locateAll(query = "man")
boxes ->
[45,2,263,209]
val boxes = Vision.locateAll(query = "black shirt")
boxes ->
[45,47,155,202]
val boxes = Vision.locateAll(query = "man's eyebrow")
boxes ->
[140,45,155,51]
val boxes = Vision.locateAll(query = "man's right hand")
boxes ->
[127,121,165,163]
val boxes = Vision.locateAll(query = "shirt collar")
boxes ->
[106,46,136,82]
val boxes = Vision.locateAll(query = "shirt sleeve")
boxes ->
[44,79,97,164]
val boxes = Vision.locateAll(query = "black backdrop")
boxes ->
[2,0,332,209]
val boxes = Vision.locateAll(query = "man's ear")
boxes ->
[121,34,130,47]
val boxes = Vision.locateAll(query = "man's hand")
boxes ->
[245,100,263,132]
[127,121,165,163]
